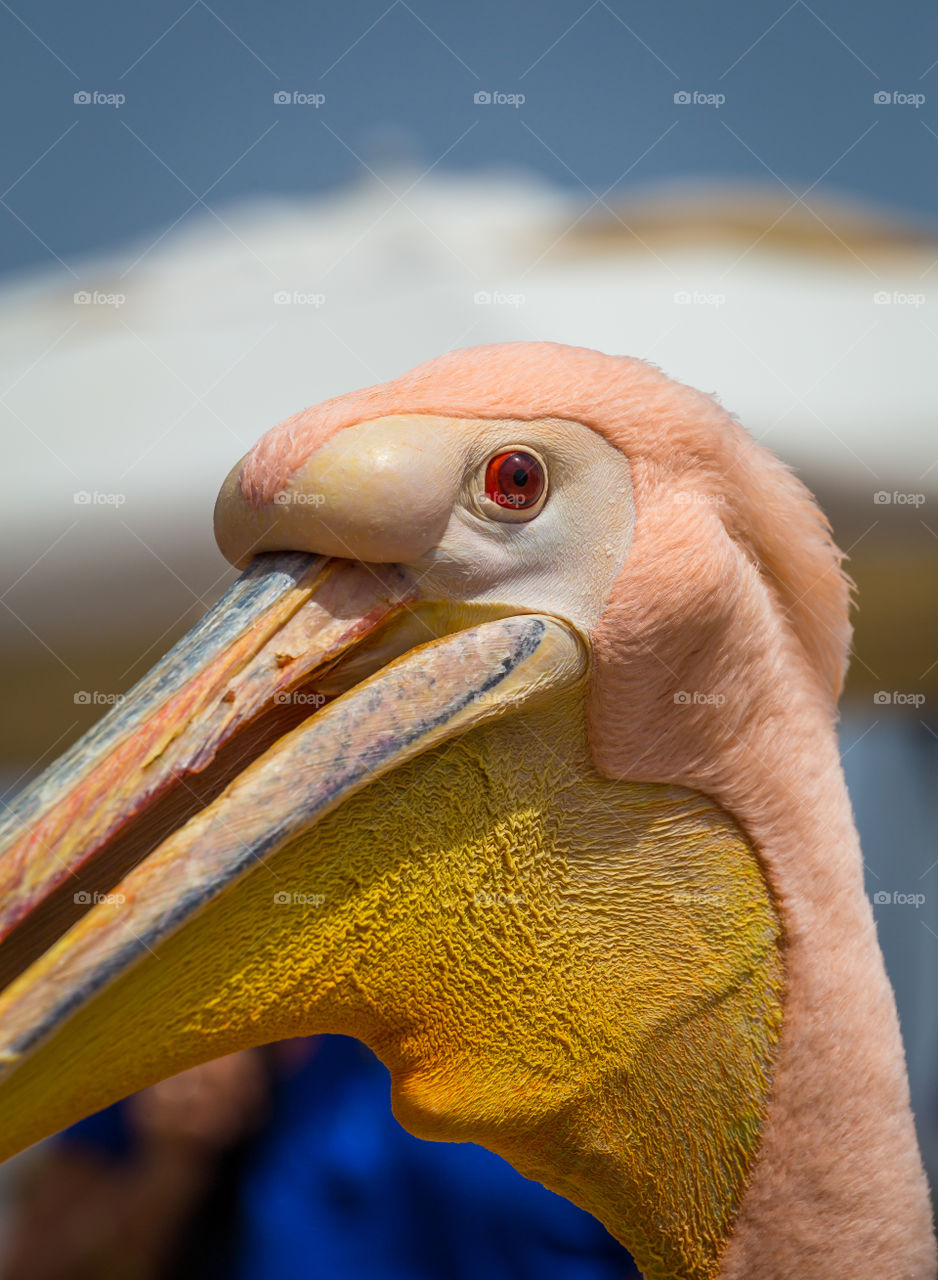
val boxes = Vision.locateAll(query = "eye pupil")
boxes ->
[484,451,545,513]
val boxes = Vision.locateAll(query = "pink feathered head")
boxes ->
[241,341,851,790]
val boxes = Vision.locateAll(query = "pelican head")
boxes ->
[0,343,932,1280]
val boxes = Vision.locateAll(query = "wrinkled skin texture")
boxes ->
[0,690,782,1280]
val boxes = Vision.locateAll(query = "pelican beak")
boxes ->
[0,551,585,1159]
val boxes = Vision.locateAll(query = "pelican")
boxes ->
[0,342,933,1280]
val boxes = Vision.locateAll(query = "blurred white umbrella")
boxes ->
[2,171,935,647]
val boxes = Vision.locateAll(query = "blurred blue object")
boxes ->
[63,1034,637,1280]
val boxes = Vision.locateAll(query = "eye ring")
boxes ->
[476,448,548,523]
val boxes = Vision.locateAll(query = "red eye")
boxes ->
[483,451,545,512]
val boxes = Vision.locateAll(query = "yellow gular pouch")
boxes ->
[0,688,782,1280]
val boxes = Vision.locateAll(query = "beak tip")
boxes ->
[213,462,253,567]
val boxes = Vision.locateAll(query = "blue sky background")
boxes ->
[1,0,936,280]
